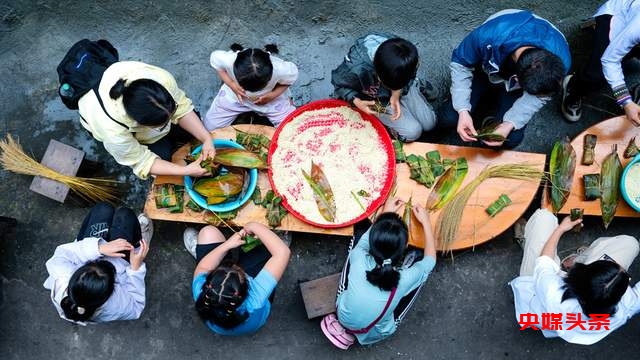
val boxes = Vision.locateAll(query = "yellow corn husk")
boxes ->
[436,163,543,253]
[214,148,267,169]
[600,145,622,229]
[549,137,576,213]
[206,196,228,205]
[193,173,244,198]
[0,134,121,204]
[624,136,640,159]
[426,157,468,210]
[582,134,597,165]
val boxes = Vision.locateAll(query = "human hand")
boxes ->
[557,215,583,233]
[457,111,478,142]
[412,205,431,226]
[129,239,149,271]
[624,102,640,127]
[184,156,210,177]
[254,91,277,105]
[230,81,247,104]
[200,139,216,160]
[225,231,247,249]
[99,239,134,258]
[382,196,405,214]
[389,90,402,121]
[353,97,377,116]
[481,122,513,147]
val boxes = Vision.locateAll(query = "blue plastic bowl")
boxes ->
[184,139,258,212]
[620,153,640,212]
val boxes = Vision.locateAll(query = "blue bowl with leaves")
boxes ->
[184,139,258,212]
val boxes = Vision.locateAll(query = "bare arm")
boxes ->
[540,216,582,259]
[244,222,291,281]
[149,155,209,177]
[177,111,215,159]
[412,205,436,259]
[192,232,244,277]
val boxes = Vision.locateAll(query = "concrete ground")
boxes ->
[1,0,639,359]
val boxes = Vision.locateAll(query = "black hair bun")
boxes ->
[230,43,244,51]
[264,44,279,54]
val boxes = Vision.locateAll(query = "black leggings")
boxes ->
[76,202,141,248]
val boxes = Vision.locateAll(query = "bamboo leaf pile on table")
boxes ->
[186,199,204,212]
[261,190,288,228]
[485,194,512,217]
[235,128,271,162]
[406,154,435,187]
[302,162,337,222]
[204,209,239,226]
[582,134,597,165]
[426,158,468,210]
[600,145,622,229]
[436,163,544,252]
[624,136,639,158]
[392,140,407,163]
[426,150,445,177]
[549,137,576,213]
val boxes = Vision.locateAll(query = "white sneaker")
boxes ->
[137,213,153,245]
[183,227,199,259]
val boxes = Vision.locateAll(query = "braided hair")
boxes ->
[195,260,249,329]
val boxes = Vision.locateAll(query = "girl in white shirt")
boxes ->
[43,203,151,324]
[203,43,299,130]
[510,208,640,345]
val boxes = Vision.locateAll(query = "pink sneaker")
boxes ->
[320,313,355,350]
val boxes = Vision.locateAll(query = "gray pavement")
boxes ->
[1,0,639,359]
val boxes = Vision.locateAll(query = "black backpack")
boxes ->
[56,39,119,110]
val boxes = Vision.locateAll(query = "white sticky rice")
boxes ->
[270,106,391,224]
[624,162,640,209]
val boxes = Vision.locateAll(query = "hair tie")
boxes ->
[77,306,86,315]
[382,258,392,266]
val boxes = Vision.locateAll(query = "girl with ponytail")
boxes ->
[322,197,437,347]
[76,58,215,180]
[203,43,299,130]
[188,222,291,335]
[44,202,151,324]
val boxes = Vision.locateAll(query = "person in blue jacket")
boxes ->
[438,9,571,149]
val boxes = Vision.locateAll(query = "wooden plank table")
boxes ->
[541,115,640,219]
[144,125,546,251]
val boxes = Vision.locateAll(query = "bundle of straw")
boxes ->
[435,163,544,253]
[0,134,121,204]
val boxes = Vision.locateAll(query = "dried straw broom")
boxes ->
[0,134,121,204]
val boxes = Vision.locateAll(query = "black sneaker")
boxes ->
[418,78,438,102]
[561,75,582,122]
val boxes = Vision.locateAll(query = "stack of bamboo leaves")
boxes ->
[0,134,121,204]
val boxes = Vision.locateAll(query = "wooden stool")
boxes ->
[29,139,85,203]
[299,273,341,319]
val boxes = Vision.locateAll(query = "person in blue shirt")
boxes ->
[321,197,437,348]
[438,9,571,149]
[187,222,290,335]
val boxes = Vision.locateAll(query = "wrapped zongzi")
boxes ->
[582,134,597,165]
[549,137,576,213]
[600,145,622,229]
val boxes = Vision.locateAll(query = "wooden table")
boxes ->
[144,125,546,251]
[541,115,640,219]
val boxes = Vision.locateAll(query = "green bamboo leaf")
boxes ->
[600,145,622,229]
[302,162,337,222]
[426,158,468,210]
[549,137,576,213]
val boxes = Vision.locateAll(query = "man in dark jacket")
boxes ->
[438,9,571,149]
[331,33,436,142]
